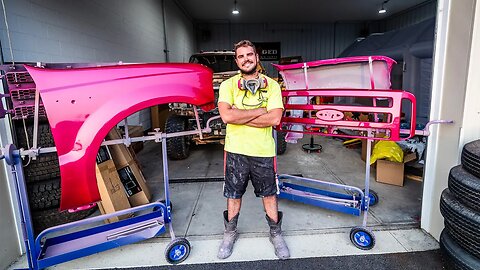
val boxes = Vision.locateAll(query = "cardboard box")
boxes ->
[106,127,134,168]
[375,152,417,186]
[117,161,152,206]
[150,104,170,130]
[96,145,111,164]
[361,133,385,161]
[361,139,375,161]
[125,125,144,154]
[96,160,132,223]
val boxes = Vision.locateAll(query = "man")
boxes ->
[217,40,290,260]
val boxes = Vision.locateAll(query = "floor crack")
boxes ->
[184,182,205,237]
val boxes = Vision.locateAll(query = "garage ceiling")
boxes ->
[176,0,431,23]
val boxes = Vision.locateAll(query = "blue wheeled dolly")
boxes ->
[276,135,379,250]
[275,120,453,250]
[1,129,195,269]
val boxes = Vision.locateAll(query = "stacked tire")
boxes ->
[15,121,97,235]
[440,139,480,269]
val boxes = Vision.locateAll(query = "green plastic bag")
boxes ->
[370,140,404,165]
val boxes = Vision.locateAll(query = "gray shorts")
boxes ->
[223,152,278,199]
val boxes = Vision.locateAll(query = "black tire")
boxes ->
[448,165,480,212]
[23,153,61,182]
[362,189,379,207]
[276,131,287,155]
[31,206,98,236]
[349,227,375,250]
[165,115,190,160]
[440,189,480,258]
[27,179,60,211]
[165,237,191,264]
[16,122,55,148]
[462,139,480,179]
[15,122,60,183]
[440,229,480,270]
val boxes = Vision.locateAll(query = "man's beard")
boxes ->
[240,62,257,75]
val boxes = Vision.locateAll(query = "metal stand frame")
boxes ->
[276,121,451,250]
[2,113,221,269]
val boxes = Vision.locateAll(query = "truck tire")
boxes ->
[276,131,287,155]
[32,206,98,236]
[440,189,480,258]
[165,115,190,160]
[15,122,60,183]
[27,178,61,211]
[448,165,480,212]
[462,139,480,179]
[440,229,480,270]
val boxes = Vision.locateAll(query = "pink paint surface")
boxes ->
[26,63,214,210]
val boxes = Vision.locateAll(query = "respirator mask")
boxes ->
[238,76,268,108]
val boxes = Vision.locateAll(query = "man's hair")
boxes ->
[233,40,256,57]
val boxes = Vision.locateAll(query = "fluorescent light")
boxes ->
[232,0,239,15]
[378,0,388,14]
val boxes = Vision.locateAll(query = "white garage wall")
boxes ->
[422,0,479,240]
[0,0,166,63]
[0,0,195,267]
[165,0,196,62]
[0,0,195,130]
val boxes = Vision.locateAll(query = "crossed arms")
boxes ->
[218,101,283,128]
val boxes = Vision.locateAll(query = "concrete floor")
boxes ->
[8,136,438,269]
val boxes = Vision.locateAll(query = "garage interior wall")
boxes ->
[196,22,363,76]
[380,0,438,31]
[195,3,437,77]
[164,0,196,62]
[0,0,195,268]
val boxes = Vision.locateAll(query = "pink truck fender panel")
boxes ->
[25,63,215,211]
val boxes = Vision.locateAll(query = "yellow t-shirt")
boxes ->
[218,74,284,157]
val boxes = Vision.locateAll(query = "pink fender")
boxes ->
[25,63,214,211]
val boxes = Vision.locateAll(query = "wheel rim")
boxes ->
[169,243,187,261]
[353,231,372,247]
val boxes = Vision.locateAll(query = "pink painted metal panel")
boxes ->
[272,56,396,91]
[278,89,416,141]
[272,56,395,72]
[25,63,214,211]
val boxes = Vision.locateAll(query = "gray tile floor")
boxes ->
[8,135,437,269]
[140,135,424,236]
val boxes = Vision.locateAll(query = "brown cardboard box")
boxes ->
[361,134,386,161]
[125,125,144,154]
[361,139,376,161]
[116,125,145,155]
[116,161,152,206]
[375,152,417,186]
[96,160,132,223]
[150,104,170,130]
[106,128,134,168]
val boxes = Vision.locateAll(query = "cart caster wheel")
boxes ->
[160,199,173,212]
[350,227,375,250]
[165,237,190,264]
[362,189,379,207]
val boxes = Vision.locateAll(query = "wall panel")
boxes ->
[381,0,437,31]
[196,22,362,76]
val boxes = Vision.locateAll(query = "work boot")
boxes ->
[266,211,290,259]
[217,210,239,259]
